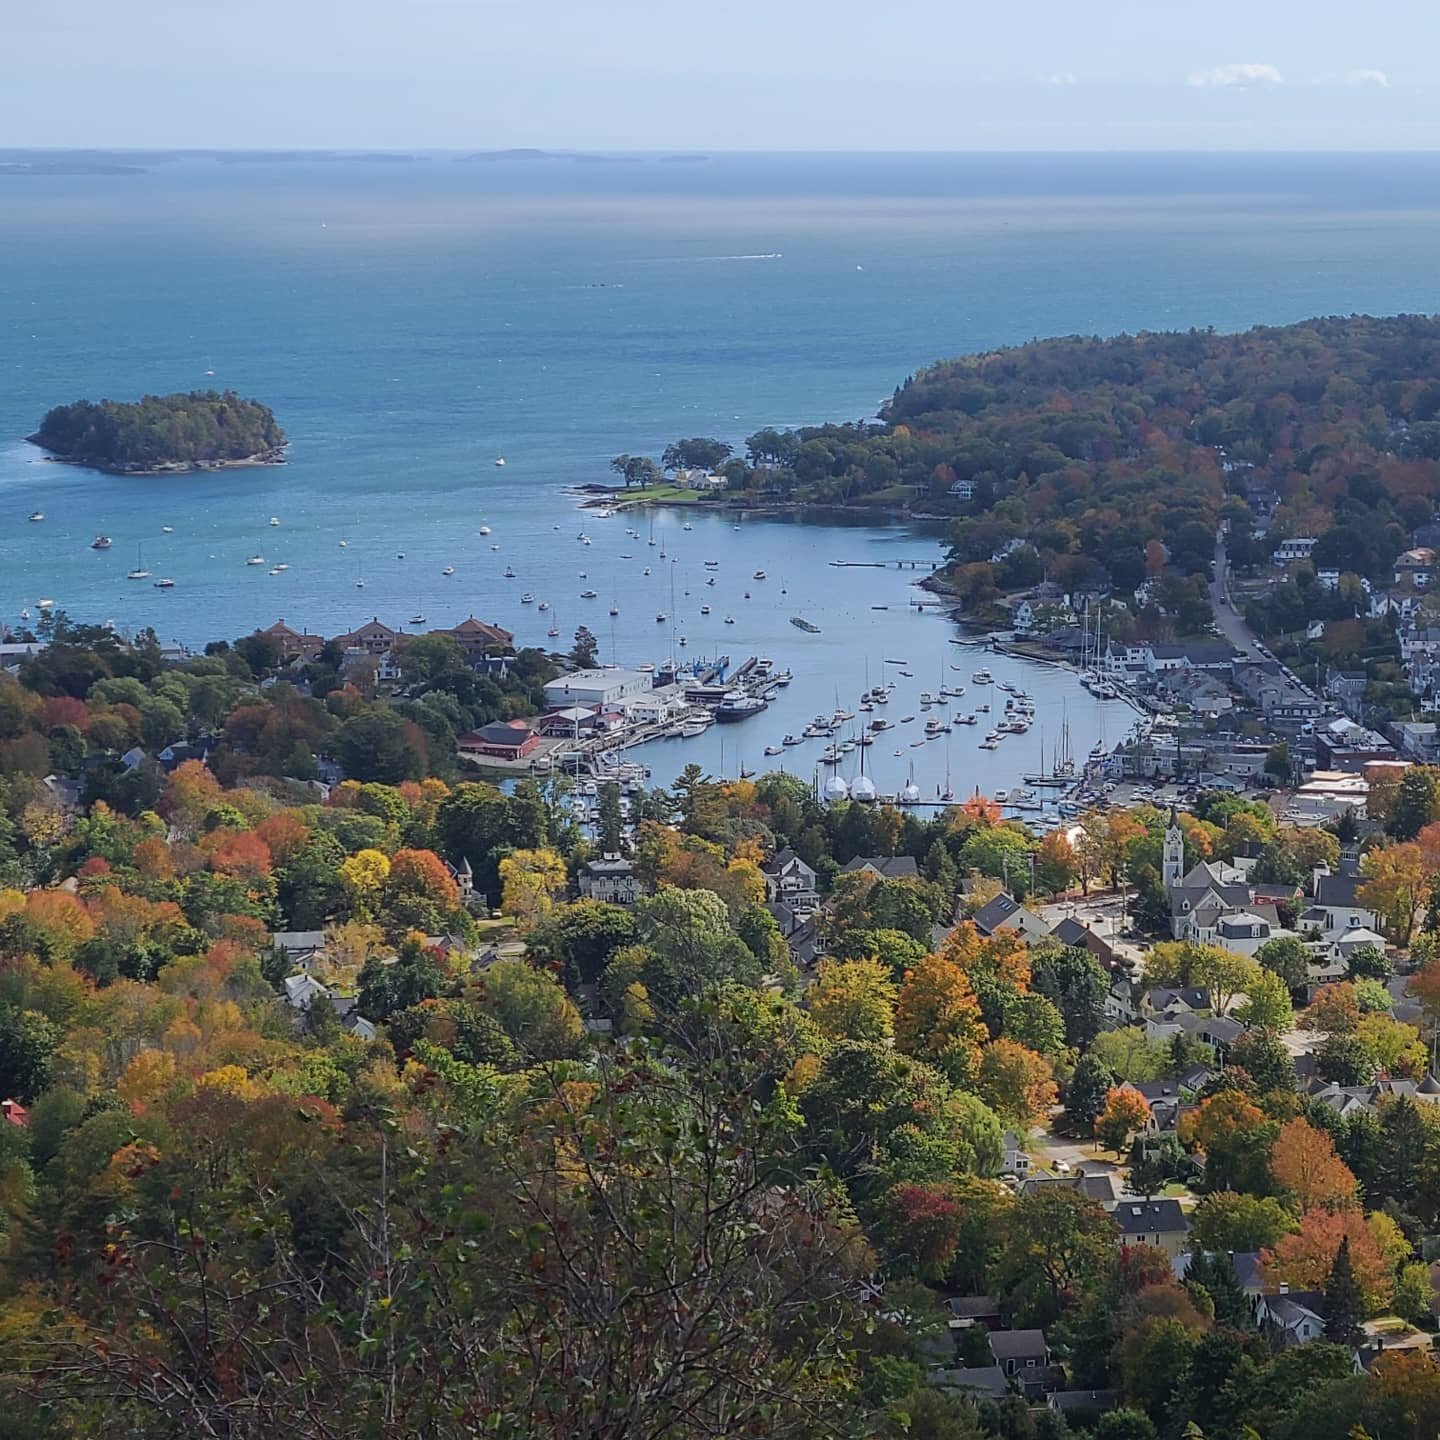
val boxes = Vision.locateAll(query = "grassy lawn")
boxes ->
[617,485,711,506]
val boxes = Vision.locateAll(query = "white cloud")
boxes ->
[1042,72,1078,87]
[1187,62,1284,90]
[1344,68,1389,88]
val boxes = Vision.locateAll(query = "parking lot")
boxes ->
[1032,891,1150,970]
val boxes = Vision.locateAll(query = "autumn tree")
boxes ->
[1269,1116,1358,1212]
[976,1038,1058,1129]
[1034,830,1078,895]
[1261,1207,1396,1312]
[498,847,568,931]
[338,847,391,920]
[1305,982,1362,1036]
[1358,842,1426,944]
[893,952,987,1083]
[807,958,898,1043]
[386,847,461,912]
[1095,1086,1152,1155]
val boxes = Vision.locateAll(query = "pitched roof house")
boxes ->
[987,1329,1050,1376]
[457,720,540,760]
[763,849,820,911]
[1113,1199,1191,1257]
[971,892,1051,942]
[839,855,919,881]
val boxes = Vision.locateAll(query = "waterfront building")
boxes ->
[544,667,654,709]
[458,720,540,761]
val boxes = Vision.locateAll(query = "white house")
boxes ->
[762,849,820,912]
[1273,536,1318,565]
[1299,867,1378,936]
[578,854,644,905]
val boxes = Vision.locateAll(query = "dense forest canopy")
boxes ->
[0,622,1438,1434]
[29,390,286,472]
[648,314,1440,606]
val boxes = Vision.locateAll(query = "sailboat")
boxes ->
[647,516,656,547]
[126,543,150,580]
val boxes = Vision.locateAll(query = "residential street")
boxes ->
[1211,530,1262,657]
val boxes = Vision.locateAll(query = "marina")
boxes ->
[5,473,1138,808]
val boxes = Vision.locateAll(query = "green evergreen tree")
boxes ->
[1321,1235,1364,1349]
[924,837,959,895]
[1064,1052,1115,1129]
[1186,1248,1251,1330]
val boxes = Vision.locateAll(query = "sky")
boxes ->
[3,0,1437,151]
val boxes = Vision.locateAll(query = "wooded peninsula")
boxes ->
[28,390,286,474]
[620,313,1440,609]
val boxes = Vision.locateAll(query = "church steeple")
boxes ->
[1162,805,1184,889]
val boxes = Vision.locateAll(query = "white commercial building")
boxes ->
[543,667,655,710]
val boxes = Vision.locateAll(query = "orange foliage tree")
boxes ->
[1261,1207,1395,1312]
[159,759,223,837]
[255,811,311,865]
[206,830,274,881]
[935,920,1031,993]
[24,889,96,963]
[1096,1085,1152,1154]
[1269,1116,1357,1212]
[893,952,986,1082]
[386,849,461,910]
[1304,981,1361,1036]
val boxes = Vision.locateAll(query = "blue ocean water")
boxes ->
[1,151,1438,794]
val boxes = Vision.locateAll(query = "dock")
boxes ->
[461,654,790,782]
[830,559,941,570]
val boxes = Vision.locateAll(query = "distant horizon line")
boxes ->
[4,145,1440,157]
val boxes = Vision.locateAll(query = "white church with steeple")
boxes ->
[1162,807,1185,890]
[1162,806,1282,952]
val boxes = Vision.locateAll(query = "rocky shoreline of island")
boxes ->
[28,442,289,477]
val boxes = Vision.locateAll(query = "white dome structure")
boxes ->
[899,779,922,805]
[849,774,878,803]
[823,774,851,803]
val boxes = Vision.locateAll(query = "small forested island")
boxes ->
[28,389,286,474]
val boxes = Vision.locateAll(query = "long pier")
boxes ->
[830,559,940,570]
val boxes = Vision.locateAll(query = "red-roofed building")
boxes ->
[256,619,325,663]
[437,616,514,659]
[331,618,399,656]
[458,720,540,761]
[1,1099,29,1127]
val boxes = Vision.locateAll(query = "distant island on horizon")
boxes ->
[28,390,287,475]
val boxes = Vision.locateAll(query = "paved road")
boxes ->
[1211,531,1262,657]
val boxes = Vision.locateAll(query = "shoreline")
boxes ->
[572,484,954,526]
[25,439,289,477]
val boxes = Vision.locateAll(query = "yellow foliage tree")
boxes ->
[499,847,568,930]
[339,848,392,919]
[196,1064,264,1100]
[807,958,898,1043]
[117,1049,178,1112]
